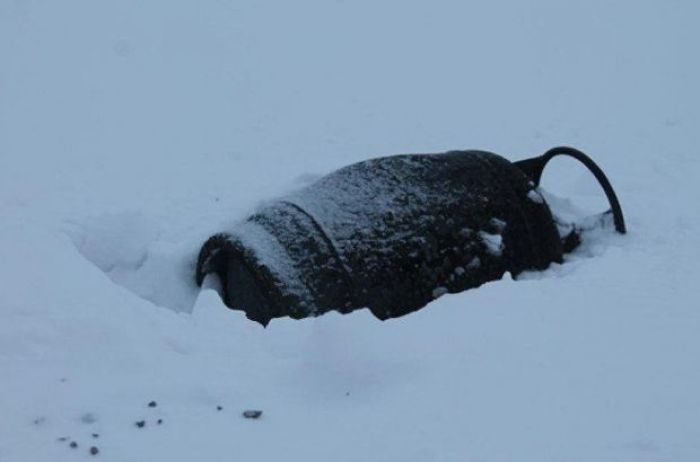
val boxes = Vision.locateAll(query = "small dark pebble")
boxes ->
[217,406,223,411]
[135,420,146,428]
[90,446,100,456]
[33,417,46,425]
[147,401,157,408]
[92,433,99,438]
[157,419,163,425]
[242,410,263,419]
[57,437,69,442]
[69,441,78,449]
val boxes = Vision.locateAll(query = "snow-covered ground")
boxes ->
[1,1,699,460]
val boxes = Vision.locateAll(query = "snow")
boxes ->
[527,189,546,204]
[1,1,700,461]
[478,231,504,256]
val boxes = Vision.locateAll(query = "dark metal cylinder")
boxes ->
[196,150,568,325]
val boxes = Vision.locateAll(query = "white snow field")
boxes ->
[1,1,699,461]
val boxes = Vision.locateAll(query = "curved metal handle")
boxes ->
[514,146,626,234]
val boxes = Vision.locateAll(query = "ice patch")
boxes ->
[479,231,503,256]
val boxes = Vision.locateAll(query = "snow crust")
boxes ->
[1,1,699,461]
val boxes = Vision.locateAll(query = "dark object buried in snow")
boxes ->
[196,146,625,325]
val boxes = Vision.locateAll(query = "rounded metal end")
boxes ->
[196,232,279,326]
[225,256,275,326]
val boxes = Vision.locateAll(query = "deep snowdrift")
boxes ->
[1,1,699,461]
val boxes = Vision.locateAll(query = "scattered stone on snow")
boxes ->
[242,410,263,419]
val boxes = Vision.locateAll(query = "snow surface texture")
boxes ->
[1,1,699,461]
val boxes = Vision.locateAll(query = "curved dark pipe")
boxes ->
[513,146,626,234]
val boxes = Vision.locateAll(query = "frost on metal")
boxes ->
[196,150,565,325]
